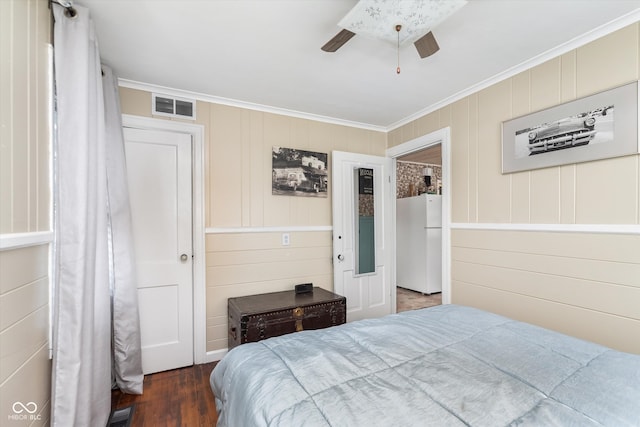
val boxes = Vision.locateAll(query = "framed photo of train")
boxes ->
[502,80,638,173]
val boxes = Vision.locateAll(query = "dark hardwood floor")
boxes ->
[110,288,438,426]
[111,361,218,426]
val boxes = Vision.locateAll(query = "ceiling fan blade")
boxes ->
[414,31,440,58]
[321,29,356,52]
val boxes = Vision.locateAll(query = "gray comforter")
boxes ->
[210,304,640,426]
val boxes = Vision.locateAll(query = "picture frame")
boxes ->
[502,80,638,174]
[272,147,328,197]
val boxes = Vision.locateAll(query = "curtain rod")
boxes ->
[51,0,77,18]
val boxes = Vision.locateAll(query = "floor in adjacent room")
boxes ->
[396,286,442,312]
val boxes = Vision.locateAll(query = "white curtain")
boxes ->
[103,64,144,394]
[51,5,142,426]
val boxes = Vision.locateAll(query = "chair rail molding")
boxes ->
[451,223,640,235]
[0,231,54,250]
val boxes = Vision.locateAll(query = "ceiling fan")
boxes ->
[321,28,440,59]
[320,0,466,59]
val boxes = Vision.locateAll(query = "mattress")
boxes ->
[210,304,640,426]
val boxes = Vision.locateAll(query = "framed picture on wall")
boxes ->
[272,147,328,197]
[502,80,638,173]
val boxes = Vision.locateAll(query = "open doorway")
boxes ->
[395,144,443,312]
[386,128,451,313]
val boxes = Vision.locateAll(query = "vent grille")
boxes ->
[152,93,196,120]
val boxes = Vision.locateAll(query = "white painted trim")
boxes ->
[451,223,640,235]
[386,127,452,305]
[386,128,449,158]
[204,349,228,364]
[387,9,640,131]
[121,115,208,365]
[440,129,452,305]
[191,130,206,365]
[206,225,332,234]
[122,114,199,134]
[637,79,640,156]
[389,161,398,313]
[0,231,53,250]
[119,80,386,133]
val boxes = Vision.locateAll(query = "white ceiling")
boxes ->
[79,0,640,130]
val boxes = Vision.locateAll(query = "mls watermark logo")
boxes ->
[8,402,42,421]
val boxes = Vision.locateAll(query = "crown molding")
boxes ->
[118,9,640,134]
[118,79,387,133]
[387,8,640,131]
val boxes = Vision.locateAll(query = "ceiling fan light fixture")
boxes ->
[338,0,467,46]
[320,0,466,61]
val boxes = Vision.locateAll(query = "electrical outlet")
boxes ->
[282,233,290,246]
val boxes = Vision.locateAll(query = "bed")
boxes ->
[210,304,640,426]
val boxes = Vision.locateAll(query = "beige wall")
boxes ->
[0,0,50,233]
[389,23,640,354]
[119,88,386,352]
[0,0,52,423]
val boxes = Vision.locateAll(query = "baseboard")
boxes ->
[204,348,228,363]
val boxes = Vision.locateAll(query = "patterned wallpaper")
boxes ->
[357,162,440,213]
[397,162,442,199]
[359,194,374,217]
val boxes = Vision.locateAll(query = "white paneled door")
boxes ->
[332,151,392,322]
[124,127,193,374]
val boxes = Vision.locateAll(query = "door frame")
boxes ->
[386,127,451,306]
[122,114,207,364]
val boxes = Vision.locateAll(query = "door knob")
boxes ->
[337,254,344,261]
[180,253,189,262]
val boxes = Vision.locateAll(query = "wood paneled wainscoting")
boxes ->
[111,362,218,426]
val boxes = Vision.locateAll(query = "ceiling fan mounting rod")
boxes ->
[396,24,402,74]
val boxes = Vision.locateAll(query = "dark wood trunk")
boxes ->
[228,287,346,349]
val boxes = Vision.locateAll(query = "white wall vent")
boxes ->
[152,93,196,120]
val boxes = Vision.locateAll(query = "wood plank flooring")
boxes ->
[111,361,218,426]
[110,288,440,426]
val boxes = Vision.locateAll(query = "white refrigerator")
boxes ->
[396,194,442,294]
